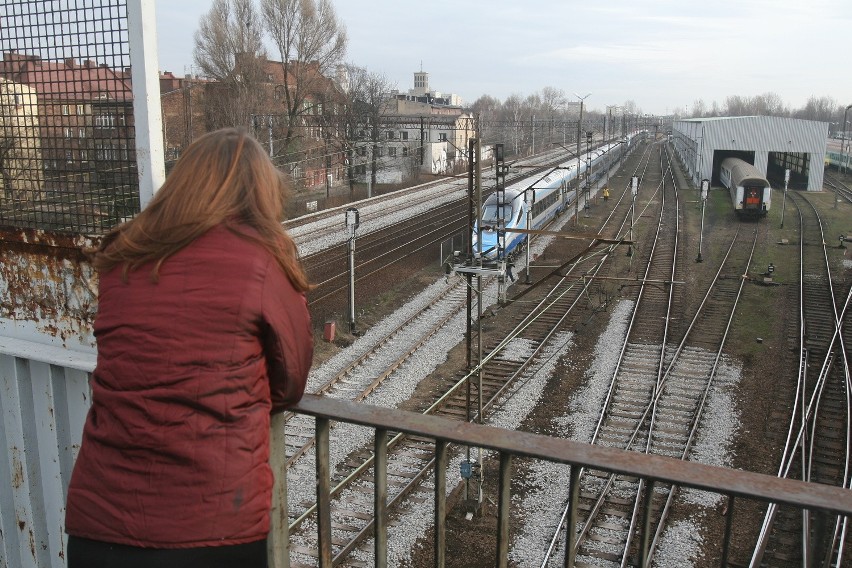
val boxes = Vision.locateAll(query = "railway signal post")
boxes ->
[628,175,639,258]
[781,169,790,228]
[346,207,359,334]
[697,179,708,262]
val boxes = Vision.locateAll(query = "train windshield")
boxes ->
[481,203,515,226]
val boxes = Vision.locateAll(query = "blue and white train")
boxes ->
[472,133,642,258]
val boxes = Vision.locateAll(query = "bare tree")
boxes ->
[540,86,567,115]
[193,0,267,129]
[194,0,266,80]
[261,0,347,151]
[502,94,524,155]
[471,94,499,143]
[342,64,396,189]
[794,95,837,122]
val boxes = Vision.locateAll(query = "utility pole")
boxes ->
[531,114,535,155]
[574,93,591,226]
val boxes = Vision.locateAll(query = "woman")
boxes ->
[65,128,313,567]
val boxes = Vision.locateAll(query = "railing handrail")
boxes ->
[291,394,852,517]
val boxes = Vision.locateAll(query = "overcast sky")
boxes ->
[155,0,852,116]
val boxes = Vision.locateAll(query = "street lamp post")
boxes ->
[574,93,591,226]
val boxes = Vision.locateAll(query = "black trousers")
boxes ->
[67,536,267,568]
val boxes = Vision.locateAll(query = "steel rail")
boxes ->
[289,140,654,566]
[749,191,849,567]
[540,142,668,566]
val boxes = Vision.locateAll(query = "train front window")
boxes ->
[481,203,515,225]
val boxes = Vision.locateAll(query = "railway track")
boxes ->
[281,141,653,566]
[823,172,852,205]
[537,145,765,568]
[548,144,676,567]
[294,147,609,320]
[749,190,851,568]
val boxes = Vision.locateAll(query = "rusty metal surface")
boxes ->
[292,394,852,518]
[0,226,99,347]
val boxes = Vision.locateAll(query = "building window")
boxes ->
[387,131,395,140]
[358,146,367,157]
[402,147,409,157]
[76,104,84,115]
[401,131,409,141]
[79,128,86,138]
[64,127,73,138]
[61,104,70,115]
[438,133,447,142]
[388,147,397,157]
[376,147,384,157]
[95,114,116,128]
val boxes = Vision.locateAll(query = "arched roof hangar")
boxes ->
[671,116,828,191]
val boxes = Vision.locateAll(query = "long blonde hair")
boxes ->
[91,128,310,292]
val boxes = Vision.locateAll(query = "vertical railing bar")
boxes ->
[267,413,290,568]
[639,479,656,568]
[564,465,581,568]
[316,417,332,567]
[434,439,448,568]
[374,429,388,568]
[496,452,512,567]
[720,495,735,568]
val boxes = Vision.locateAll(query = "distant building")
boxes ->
[0,51,136,229]
[398,70,464,107]
[159,71,208,163]
[160,54,348,191]
[0,78,44,205]
[349,70,473,184]
[672,116,828,191]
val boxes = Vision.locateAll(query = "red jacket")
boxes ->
[65,225,313,548]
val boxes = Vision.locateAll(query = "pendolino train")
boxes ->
[472,133,642,259]
[719,157,771,218]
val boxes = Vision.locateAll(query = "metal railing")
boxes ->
[275,394,852,568]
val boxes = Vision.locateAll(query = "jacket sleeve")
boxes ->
[260,258,313,413]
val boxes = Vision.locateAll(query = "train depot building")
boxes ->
[671,116,828,191]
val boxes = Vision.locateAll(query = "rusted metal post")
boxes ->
[434,440,448,568]
[720,496,735,567]
[563,466,580,568]
[374,429,388,568]
[496,452,512,566]
[267,413,290,568]
[316,418,332,567]
[639,479,656,567]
